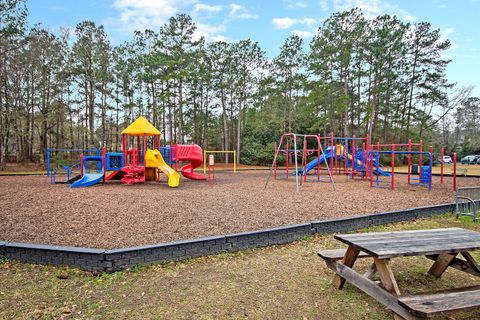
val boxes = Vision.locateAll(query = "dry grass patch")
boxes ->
[1,215,480,319]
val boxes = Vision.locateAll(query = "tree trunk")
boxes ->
[89,80,95,146]
[221,89,228,163]
[178,78,184,144]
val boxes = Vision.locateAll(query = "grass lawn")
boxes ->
[1,215,480,319]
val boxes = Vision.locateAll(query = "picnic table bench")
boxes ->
[318,228,480,319]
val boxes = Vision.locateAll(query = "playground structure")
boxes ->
[49,116,206,188]
[368,140,432,191]
[266,133,336,192]
[270,132,457,192]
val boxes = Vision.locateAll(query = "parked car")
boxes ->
[461,155,480,164]
[442,155,453,164]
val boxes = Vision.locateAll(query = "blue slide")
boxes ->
[70,172,104,188]
[296,149,332,175]
[298,148,390,177]
[70,155,105,188]
[373,165,390,177]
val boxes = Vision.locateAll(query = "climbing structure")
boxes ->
[56,116,207,188]
[268,132,448,193]
[266,133,335,193]
[121,116,180,187]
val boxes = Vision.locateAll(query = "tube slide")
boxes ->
[176,144,206,180]
[145,149,180,187]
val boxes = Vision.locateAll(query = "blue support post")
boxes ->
[46,148,51,176]
[429,152,433,191]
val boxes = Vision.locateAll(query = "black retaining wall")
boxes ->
[1,203,455,272]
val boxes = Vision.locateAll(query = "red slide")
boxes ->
[176,144,206,180]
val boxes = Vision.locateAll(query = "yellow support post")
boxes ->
[203,150,207,175]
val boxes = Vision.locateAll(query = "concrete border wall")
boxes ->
[1,203,455,272]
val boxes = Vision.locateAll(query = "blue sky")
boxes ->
[28,0,480,96]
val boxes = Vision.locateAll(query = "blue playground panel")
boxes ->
[421,165,431,184]
[83,156,103,173]
[106,152,124,171]
[160,146,176,165]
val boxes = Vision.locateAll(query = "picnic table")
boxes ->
[318,228,480,319]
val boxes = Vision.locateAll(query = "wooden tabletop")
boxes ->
[334,228,480,259]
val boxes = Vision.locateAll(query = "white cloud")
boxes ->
[193,3,223,14]
[283,0,308,9]
[404,15,416,22]
[194,22,227,42]
[230,3,242,15]
[108,0,237,43]
[291,29,313,38]
[319,0,330,11]
[272,17,317,29]
[303,18,316,25]
[110,0,196,32]
[438,4,446,9]
[439,26,455,43]
[229,3,259,19]
[212,34,232,42]
[443,27,455,35]
[333,0,416,22]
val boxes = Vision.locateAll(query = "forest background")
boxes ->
[1,0,479,170]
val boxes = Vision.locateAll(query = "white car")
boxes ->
[442,155,452,164]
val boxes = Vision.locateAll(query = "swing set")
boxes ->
[266,133,335,193]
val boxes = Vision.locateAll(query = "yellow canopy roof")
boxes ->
[121,116,161,136]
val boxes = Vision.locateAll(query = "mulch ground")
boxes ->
[1,171,479,249]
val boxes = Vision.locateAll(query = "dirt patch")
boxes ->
[1,162,44,173]
[0,171,479,249]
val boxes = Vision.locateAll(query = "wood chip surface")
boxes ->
[1,172,477,249]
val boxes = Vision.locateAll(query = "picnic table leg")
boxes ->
[333,246,360,289]
[461,252,480,272]
[374,258,400,296]
[374,258,405,320]
[364,263,377,279]
[428,253,458,278]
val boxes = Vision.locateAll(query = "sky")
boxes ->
[27,0,480,96]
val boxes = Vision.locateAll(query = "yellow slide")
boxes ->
[145,149,180,188]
